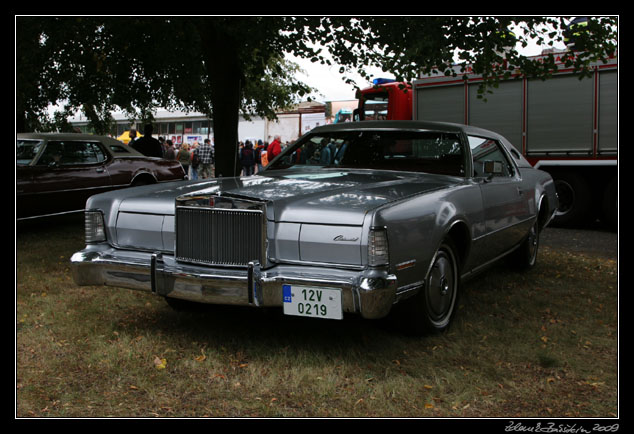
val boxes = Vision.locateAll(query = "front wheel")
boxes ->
[396,239,460,335]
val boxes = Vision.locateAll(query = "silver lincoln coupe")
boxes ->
[71,121,558,334]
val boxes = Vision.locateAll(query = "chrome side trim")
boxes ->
[394,280,425,302]
[471,215,536,242]
[460,243,521,281]
[16,209,85,221]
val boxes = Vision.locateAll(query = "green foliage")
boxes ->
[308,17,617,94]
[16,16,617,174]
[18,17,618,130]
[16,17,316,134]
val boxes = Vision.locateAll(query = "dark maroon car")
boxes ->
[17,133,187,220]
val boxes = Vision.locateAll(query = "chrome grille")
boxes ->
[176,206,264,266]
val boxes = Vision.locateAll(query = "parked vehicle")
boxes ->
[71,121,557,334]
[17,133,187,220]
[334,108,353,123]
[355,80,412,121]
[355,51,617,229]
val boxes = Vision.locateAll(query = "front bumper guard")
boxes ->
[70,245,397,320]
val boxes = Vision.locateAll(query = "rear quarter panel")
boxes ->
[521,166,559,227]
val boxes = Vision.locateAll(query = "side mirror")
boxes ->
[483,160,504,176]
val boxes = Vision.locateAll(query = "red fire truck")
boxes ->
[354,53,618,229]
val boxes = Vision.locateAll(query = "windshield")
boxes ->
[361,92,389,120]
[268,130,465,177]
[16,139,44,165]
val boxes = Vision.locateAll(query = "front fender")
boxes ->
[370,183,482,295]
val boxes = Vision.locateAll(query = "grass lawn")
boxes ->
[16,215,618,418]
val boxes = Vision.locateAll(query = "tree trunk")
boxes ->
[197,21,242,178]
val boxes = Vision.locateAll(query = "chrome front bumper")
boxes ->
[70,245,397,319]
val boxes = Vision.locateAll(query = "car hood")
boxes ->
[115,169,461,225]
[204,169,460,224]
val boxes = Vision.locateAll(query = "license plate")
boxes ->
[282,285,343,320]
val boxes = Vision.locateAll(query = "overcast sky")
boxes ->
[288,54,375,103]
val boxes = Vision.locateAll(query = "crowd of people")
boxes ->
[237,135,284,176]
[126,125,290,179]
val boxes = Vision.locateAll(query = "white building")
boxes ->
[70,101,327,146]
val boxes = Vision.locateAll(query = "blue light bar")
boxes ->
[372,78,396,85]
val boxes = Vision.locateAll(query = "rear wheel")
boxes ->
[511,217,540,270]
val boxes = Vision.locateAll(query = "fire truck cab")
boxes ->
[354,79,412,121]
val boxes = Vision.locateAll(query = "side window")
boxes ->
[109,144,130,153]
[37,141,108,166]
[468,136,515,178]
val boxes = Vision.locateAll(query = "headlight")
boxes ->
[368,227,389,266]
[85,210,106,243]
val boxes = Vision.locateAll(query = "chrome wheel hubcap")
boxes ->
[426,249,457,326]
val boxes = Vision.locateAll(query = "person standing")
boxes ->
[197,138,214,179]
[260,142,269,169]
[240,141,256,176]
[131,124,163,158]
[268,135,282,160]
[177,143,191,175]
[127,129,138,147]
[255,140,263,173]
[164,139,176,160]
[158,136,167,157]
[190,143,200,180]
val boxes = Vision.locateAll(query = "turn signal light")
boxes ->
[85,210,106,243]
[368,227,389,266]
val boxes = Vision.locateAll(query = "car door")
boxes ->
[26,140,113,217]
[468,135,532,262]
